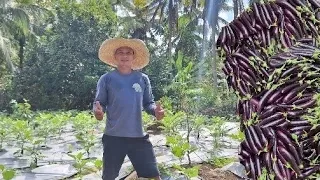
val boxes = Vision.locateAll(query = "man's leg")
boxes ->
[127,134,161,180]
[102,134,127,180]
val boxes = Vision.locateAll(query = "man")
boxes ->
[93,38,165,180]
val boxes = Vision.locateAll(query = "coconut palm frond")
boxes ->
[249,0,259,5]
[0,30,14,73]
[6,7,31,35]
[145,0,163,11]
[117,1,136,13]
[218,17,229,25]
[220,3,233,12]
[18,4,53,21]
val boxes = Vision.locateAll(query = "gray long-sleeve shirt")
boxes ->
[93,69,156,137]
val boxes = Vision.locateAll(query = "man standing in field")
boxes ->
[93,38,165,180]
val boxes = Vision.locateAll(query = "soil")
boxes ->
[199,163,241,180]
[146,123,242,180]
[123,163,242,180]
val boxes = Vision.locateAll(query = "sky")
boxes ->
[219,0,250,23]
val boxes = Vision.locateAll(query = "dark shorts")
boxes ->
[101,134,160,180]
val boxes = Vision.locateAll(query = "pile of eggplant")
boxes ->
[217,0,320,179]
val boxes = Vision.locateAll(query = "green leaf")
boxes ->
[67,153,76,159]
[176,51,183,71]
[76,152,84,160]
[0,164,4,171]
[2,169,15,180]
[184,166,199,178]
[94,159,103,169]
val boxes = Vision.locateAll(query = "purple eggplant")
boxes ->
[293,95,314,105]
[257,87,279,113]
[298,166,320,179]
[288,143,303,169]
[259,112,284,125]
[287,109,307,118]
[254,125,269,149]
[255,155,262,177]
[249,126,264,151]
[249,157,257,180]
[261,117,286,128]
[289,120,311,127]
[266,89,282,104]
[282,83,308,103]
[276,129,295,147]
[276,0,300,16]
[276,157,288,180]
[245,128,260,155]
[233,19,249,38]
[253,2,264,27]
[226,25,235,46]
[273,159,286,180]
[307,125,320,138]
[290,125,312,133]
[309,0,320,10]
[278,146,302,175]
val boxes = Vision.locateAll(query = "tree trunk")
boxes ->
[206,0,222,89]
[167,0,174,79]
[233,0,239,19]
[212,35,218,89]
[0,31,15,74]
[19,38,25,70]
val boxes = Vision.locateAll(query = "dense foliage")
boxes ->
[0,0,237,116]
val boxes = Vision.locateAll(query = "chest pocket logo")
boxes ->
[132,83,142,92]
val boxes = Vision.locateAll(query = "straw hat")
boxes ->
[98,38,150,70]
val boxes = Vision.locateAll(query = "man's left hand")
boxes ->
[155,102,165,120]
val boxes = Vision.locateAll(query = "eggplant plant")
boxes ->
[0,164,16,180]
[208,116,228,149]
[67,152,90,178]
[25,138,45,169]
[165,134,196,162]
[92,159,103,177]
[72,111,98,132]
[0,117,12,151]
[75,131,96,158]
[34,113,54,146]
[10,99,33,122]
[159,111,185,135]
[11,120,33,155]
[52,112,70,137]
[172,164,200,179]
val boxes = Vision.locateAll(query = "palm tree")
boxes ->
[0,0,30,73]
[233,0,244,19]
[0,0,50,74]
[249,0,260,5]
[201,0,232,88]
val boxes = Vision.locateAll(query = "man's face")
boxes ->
[114,47,134,68]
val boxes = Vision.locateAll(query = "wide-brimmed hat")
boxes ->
[98,38,150,70]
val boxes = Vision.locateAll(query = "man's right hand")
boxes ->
[94,101,104,121]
